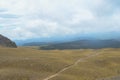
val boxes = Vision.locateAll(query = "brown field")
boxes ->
[0,47,120,80]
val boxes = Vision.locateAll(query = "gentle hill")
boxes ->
[40,39,120,50]
[23,42,57,46]
[0,34,17,48]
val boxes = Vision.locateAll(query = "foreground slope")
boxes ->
[0,47,119,80]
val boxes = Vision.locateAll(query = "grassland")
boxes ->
[0,47,120,80]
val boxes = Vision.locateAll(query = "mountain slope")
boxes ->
[0,34,17,48]
[40,40,120,50]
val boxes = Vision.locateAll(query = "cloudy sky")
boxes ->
[0,0,120,40]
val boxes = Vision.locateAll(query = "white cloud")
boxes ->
[0,0,120,40]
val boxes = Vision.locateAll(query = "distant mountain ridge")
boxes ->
[23,42,54,46]
[0,34,17,48]
[14,32,120,46]
[40,39,120,50]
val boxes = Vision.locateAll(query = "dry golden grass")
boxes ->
[51,49,120,80]
[0,47,120,80]
[0,47,93,80]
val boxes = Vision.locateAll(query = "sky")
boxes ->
[0,0,120,40]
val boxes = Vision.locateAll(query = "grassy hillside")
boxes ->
[51,49,120,80]
[0,47,120,80]
[40,40,120,50]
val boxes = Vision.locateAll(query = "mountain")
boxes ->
[23,41,73,46]
[15,35,93,46]
[14,32,120,46]
[0,34,17,48]
[40,39,120,50]
[23,42,55,46]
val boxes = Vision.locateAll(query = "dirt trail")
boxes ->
[43,51,101,80]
